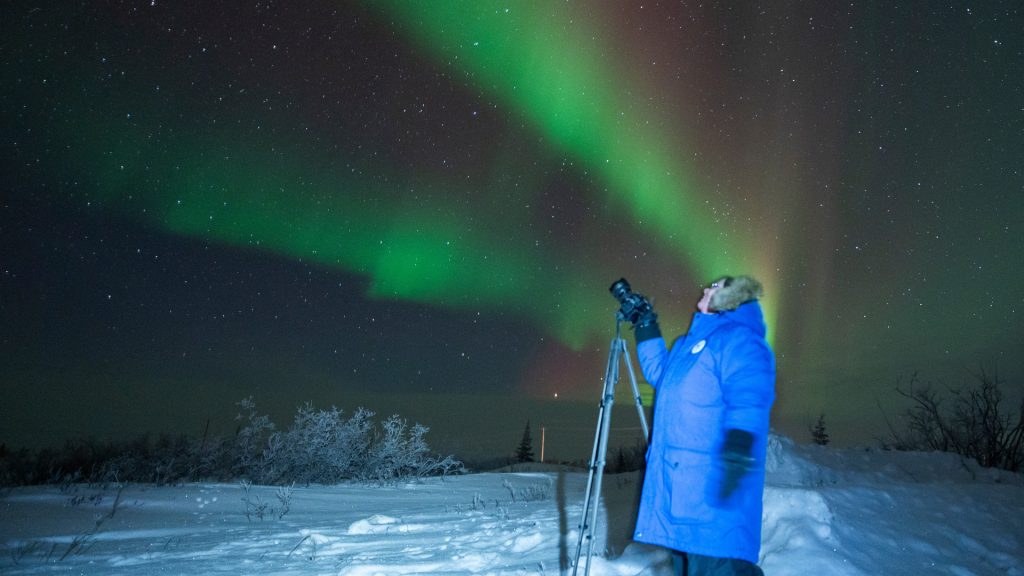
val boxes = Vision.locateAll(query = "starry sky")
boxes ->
[2,1,1022,461]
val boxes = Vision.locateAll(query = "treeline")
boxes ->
[0,398,462,487]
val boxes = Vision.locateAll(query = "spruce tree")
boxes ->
[515,420,535,462]
[810,413,830,446]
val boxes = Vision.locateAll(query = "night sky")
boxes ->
[2,2,1021,461]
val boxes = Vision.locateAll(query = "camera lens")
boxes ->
[609,278,631,303]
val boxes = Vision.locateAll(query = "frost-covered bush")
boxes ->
[235,400,463,485]
[357,415,462,484]
[234,396,276,479]
[259,404,374,484]
[0,398,462,487]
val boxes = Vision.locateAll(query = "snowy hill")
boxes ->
[1,435,1021,575]
[761,436,1023,575]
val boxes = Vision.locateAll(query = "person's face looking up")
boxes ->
[697,278,729,314]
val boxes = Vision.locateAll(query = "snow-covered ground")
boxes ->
[2,436,1021,575]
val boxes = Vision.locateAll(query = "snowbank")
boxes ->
[1,435,1021,575]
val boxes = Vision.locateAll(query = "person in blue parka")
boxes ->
[628,275,775,576]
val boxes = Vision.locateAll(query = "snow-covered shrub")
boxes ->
[237,400,463,485]
[260,404,374,484]
[357,415,462,484]
[501,477,551,502]
[234,397,277,480]
[0,398,462,487]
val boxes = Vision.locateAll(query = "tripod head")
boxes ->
[609,277,656,327]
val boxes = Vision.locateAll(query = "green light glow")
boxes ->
[366,1,753,279]
[18,0,769,352]
[62,114,610,348]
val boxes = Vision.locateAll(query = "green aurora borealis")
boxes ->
[2,1,1021,458]
[366,2,750,272]
[15,0,763,349]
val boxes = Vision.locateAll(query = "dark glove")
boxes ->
[633,305,661,342]
[718,429,755,501]
[621,293,660,342]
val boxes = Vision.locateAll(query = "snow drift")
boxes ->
[2,434,1022,575]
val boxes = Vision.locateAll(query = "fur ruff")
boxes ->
[710,275,763,311]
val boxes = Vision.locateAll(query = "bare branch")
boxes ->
[883,366,1022,472]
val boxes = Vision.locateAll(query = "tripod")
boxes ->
[571,319,650,576]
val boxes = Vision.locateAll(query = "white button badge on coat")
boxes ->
[690,340,706,354]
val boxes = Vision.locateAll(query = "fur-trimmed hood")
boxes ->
[710,275,763,312]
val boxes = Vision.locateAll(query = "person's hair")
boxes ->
[709,275,763,311]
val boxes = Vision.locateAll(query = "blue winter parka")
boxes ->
[633,301,776,564]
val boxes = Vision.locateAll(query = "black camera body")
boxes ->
[609,278,656,327]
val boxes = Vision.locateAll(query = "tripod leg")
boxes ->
[571,395,605,573]
[572,337,620,576]
[620,339,650,443]
[573,328,651,576]
[583,360,616,576]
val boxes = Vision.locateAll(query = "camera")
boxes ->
[609,278,655,326]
